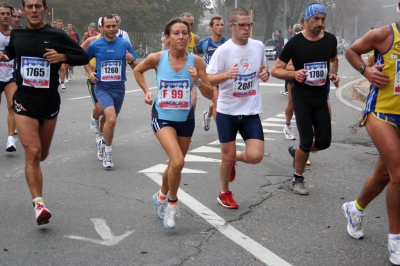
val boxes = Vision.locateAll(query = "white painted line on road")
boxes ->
[65,218,134,246]
[145,172,292,266]
[190,146,223,153]
[139,163,206,174]
[182,154,221,162]
[262,122,296,127]
[68,87,157,100]
[335,77,364,112]
[264,118,293,122]
[263,129,283,134]
[259,83,285,87]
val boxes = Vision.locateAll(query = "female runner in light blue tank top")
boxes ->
[134,17,213,230]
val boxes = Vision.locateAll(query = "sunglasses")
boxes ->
[232,22,253,29]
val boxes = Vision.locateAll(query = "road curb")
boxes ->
[351,82,368,102]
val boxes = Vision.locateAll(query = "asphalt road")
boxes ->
[0,55,391,266]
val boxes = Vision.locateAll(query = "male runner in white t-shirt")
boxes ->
[207,7,270,209]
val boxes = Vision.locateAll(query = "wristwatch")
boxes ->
[196,78,203,87]
[359,65,366,75]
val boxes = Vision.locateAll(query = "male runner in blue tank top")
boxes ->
[197,15,227,131]
[85,15,137,169]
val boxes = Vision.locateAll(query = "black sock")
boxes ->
[293,173,304,182]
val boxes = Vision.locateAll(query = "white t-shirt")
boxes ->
[0,31,14,82]
[117,29,131,44]
[207,38,266,116]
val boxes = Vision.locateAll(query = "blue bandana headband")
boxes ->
[306,3,326,21]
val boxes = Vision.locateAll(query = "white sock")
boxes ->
[7,136,14,142]
[351,202,363,215]
[33,197,43,205]
[105,145,112,153]
[389,234,400,240]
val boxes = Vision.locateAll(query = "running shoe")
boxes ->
[202,111,211,131]
[60,83,66,89]
[34,202,52,225]
[283,124,296,140]
[163,204,180,229]
[280,91,288,96]
[289,178,309,195]
[288,145,297,168]
[103,151,113,168]
[90,114,100,134]
[152,192,167,219]
[230,163,236,182]
[217,191,239,209]
[96,138,105,161]
[342,201,364,239]
[65,79,69,84]
[389,236,400,265]
[5,137,16,152]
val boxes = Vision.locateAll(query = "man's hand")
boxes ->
[364,64,390,88]
[295,69,308,83]
[329,73,340,88]
[227,63,239,79]
[125,50,133,63]
[88,71,99,83]
[258,66,269,82]
[0,52,9,62]
[43,48,66,64]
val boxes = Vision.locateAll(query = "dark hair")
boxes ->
[0,2,14,13]
[300,13,305,24]
[164,17,190,36]
[229,7,249,23]
[101,14,116,27]
[209,15,223,27]
[276,29,281,34]
[22,0,46,7]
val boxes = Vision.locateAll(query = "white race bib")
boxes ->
[304,61,328,86]
[394,60,400,94]
[20,56,50,88]
[101,60,122,81]
[233,72,257,98]
[158,79,190,109]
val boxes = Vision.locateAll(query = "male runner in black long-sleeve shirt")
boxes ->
[0,0,89,225]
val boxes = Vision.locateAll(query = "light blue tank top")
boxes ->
[152,50,195,121]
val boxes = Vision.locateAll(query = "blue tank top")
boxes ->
[152,50,195,121]
[198,37,227,65]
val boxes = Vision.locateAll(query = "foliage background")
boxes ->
[7,0,400,48]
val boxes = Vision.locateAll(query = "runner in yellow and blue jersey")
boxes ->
[345,18,400,265]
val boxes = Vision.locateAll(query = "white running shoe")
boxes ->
[163,204,180,229]
[342,202,365,239]
[96,138,105,161]
[152,193,167,219]
[103,151,113,168]
[34,202,52,225]
[389,237,400,265]
[60,83,66,89]
[5,137,16,152]
[90,114,100,134]
[202,111,211,131]
[65,79,69,84]
[283,124,296,140]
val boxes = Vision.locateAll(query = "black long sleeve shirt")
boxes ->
[5,24,89,94]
